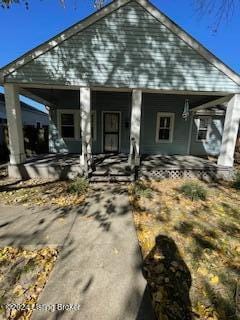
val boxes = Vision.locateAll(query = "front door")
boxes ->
[103,112,120,153]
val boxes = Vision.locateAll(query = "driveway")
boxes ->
[0,184,154,320]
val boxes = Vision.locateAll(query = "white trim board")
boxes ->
[155,112,175,144]
[57,109,81,141]
[1,0,240,88]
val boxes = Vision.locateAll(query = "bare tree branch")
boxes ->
[0,0,107,10]
[194,0,240,31]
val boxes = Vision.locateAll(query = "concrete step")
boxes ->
[91,170,132,177]
[89,175,135,183]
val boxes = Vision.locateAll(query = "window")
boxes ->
[58,109,97,140]
[61,113,75,138]
[156,113,174,143]
[196,117,211,141]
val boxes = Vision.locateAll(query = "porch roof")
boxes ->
[17,87,223,112]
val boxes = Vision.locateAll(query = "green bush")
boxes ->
[180,181,207,201]
[133,180,153,199]
[232,171,240,189]
[67,177,89,195]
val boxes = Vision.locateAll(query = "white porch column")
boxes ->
[218,94,240,167]
[129,89,142,166]
[4,83,26,164]
[80,87,92,169]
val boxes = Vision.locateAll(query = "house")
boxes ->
[0,92,49,161]
[0,0,240,180]
[0,92,48,132]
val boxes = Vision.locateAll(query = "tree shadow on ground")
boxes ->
[142,235,193,320]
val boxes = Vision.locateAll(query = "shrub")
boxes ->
[180,181,207,201]
[67,177,89,195]
[133,180,153,199]
[232,171,240,189]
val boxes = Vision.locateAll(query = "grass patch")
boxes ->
[131,180,153,199]
[0,247,58,319]
[67,177,89,195]
[179,180,207,201]
[130,178,240,320]
[0,177,88,207]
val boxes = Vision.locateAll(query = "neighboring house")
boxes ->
[0,92,48,133]
[0,93,48,160]
[0,0,240,179]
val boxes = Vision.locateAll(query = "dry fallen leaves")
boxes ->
[0,246,58,320]
[130,178,240,320]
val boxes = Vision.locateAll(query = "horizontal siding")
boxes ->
[190,115,224,156]
[92,91,131,153]
[6,1,240,93]
[140,93,191,154]
[49,91,131,154]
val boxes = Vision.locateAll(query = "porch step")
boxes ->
[89,175,135,183]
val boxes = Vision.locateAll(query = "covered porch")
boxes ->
[7,153,230,182]
[3,83,240,181]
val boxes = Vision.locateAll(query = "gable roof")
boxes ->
[0,93,48,116]
[0,0,240,88]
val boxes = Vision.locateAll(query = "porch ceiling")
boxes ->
[22,87,222,109]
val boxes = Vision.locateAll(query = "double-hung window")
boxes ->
[156,113,174,143]
[60,112,75,139]
[196,117,211,141]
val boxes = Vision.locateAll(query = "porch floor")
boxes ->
[141,155,217,170]
[7,153,223,181]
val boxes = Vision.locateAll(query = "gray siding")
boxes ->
[49,91,131,154]
[190,115,224,156]
[49,91,224,156]
[140,94,191,154]
[92,91,131,153]
[6,2,240,93]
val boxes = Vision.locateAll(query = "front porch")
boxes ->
[7,154,232,182]
[2,84,240,182]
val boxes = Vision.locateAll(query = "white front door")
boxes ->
[103,112,120,153]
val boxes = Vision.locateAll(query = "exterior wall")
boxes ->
[49,91,225,156]
[92,91,131,153]
[140,94,191,155]
[190,115,224,156]
[6,2,240,93]
[49,108,81,154]
[49,91,131,154]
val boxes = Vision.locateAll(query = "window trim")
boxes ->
[57,109,97,141]
[155,112,175,143]
[58,109,80,140]
[195,116,211,142]
[91,110,97,142]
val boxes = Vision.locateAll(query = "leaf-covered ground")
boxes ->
[0,247,58,319]
[0,177,85,207]
[130,179,240,320]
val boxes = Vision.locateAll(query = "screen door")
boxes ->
[103,112,120,153]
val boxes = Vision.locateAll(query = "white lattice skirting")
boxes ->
[140,168,233,181]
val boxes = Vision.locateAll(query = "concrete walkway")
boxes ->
[0,184,154,320]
